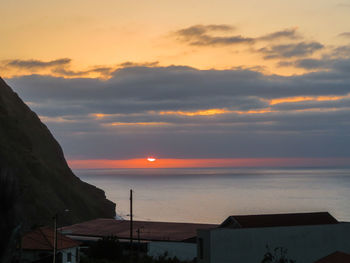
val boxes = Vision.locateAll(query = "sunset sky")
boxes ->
[2,0,350,168]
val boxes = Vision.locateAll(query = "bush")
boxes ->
[88,236,123,261]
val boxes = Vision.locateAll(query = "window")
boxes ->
[67,252,72,263]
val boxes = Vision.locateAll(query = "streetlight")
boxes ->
[53,209,70,263]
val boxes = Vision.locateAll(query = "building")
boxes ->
[197,212,350,263]
[20,226,80,263]
[60,218,217,261]
[313,251,350,263]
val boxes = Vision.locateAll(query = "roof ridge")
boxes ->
[230,211,331,217]
[39,227,54,250]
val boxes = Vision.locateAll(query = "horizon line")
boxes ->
[68,157,350,169]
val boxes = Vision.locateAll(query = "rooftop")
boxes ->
[220,212,338,229]
[314,251,350,263]
[22,226,80,251]
[60,218,218,242]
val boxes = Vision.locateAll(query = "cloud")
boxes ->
[279,45,350,70]
[258,28,301,41]
[5,58,71,69]
[174,25,301,47]
[258,42,324,59]
[176,24,235,38]
[337,3,350,8]
[5,63,350,160]
[52,66,114,78]
[1,58,163,79]
[175,24,253,46]
[279,58,329,69]
[118,61,159,68]
[338,32,350,38]
[332,45,350,56]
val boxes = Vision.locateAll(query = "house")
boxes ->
[60,218,217,261]
[313,251,350,263]
[20,226,80,263]
[197,212,350,263]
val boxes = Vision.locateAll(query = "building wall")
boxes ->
[61,247,79,263]
[21,247,79,263]
[197,223,350,263]
[148,241,196,261]
[197,229,211,262]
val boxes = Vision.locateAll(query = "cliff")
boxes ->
[0,77,115,227]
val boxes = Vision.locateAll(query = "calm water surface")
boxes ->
[74,168,350,224]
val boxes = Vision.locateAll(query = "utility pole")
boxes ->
[52,209,69,263]
[130,189,133,251]
[53,214,57,263]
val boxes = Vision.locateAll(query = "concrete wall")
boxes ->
[198,223,350,263]
[61,247,79,263]
[148,241,196,261]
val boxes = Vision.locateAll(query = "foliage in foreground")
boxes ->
[81,236,195,263]
[81,254,195,263]
[261,246,296,263]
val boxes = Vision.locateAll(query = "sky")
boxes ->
[1,0,350,168]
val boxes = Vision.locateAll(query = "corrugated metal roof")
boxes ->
[314,251,350,263]
[60,218,217,242]
[220,212,338,228]
[22,226,80,250]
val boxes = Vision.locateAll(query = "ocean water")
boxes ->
[74,168,350,224]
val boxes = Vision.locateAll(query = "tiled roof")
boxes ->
[220,212,338,228]
[60,218,217,242]
[314,251,350,263]
[22,226,80,250]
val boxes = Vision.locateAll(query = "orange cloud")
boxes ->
[160,109,231,116]
[107,122,170,126]
[236,108,274,114]
[269,94,349,105]
[68,158,350,169]
[159,108,274,116]
[92,113,110,118]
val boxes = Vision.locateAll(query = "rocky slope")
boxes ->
[0,77,115,228]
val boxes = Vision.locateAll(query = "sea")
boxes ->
[74,168,350,224]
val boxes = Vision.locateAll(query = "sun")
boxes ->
[147,157,156,162]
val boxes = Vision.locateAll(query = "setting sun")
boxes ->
[147,157,156,162]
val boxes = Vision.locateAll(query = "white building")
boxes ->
[197,212,350,263]
[21,226,80,263]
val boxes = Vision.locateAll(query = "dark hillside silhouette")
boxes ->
[0,77,115,229]
[0,168,20,263]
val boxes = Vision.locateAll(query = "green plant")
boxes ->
[261,246,296,263]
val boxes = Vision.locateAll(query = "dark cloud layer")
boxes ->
[5,60,350,160]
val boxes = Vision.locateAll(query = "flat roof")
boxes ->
[220,212,338,229]
[60,218,218,242]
